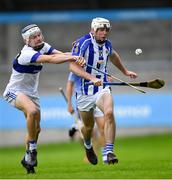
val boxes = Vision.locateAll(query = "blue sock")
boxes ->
[106,143,114,154]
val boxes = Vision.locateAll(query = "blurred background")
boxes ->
[0,0,172,147]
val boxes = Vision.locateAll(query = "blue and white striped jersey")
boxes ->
[4,42,54,98]
[72,32,112,95]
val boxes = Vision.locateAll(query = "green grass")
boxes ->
[0,133,172,179]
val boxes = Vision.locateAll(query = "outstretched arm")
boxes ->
[110,50,138,79]
[35,54,85,66]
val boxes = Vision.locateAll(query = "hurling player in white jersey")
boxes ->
[3,24,102,174]
[70,17,138,165]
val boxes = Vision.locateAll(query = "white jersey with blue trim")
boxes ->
[72,32,112,95]
[4,42,54,98]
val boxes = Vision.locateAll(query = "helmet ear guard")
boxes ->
[91,17,111,31]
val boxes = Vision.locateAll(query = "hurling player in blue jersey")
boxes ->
[3,24,102,173]
[66,72,107,163]
[70,17,138,165]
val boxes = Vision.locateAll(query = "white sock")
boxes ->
[28,141,37,151]
[102,147,107,163]
[25,151,29,161]
[84,140,92,149]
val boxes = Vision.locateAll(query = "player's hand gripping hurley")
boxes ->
[86,64,146,93]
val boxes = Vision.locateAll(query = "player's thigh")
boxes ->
[79,110,94,128]
[15,92,38,114]
[97,93,113,114]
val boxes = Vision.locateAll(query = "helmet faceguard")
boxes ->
[91,17,111,31]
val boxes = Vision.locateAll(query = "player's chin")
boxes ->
[97,38,106,44]
[101,37,106,41]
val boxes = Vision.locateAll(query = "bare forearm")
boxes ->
[69,62,103,86]
[47,54,75,64]
[36,54,76,64]
[69,62,94,81]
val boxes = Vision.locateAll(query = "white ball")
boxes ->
[135,48,142,55]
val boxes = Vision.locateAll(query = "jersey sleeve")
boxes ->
[68,72,78,82]
[72,40,81,56]
[18,49,41,65]
[72,34,91,57]
[43,42,55,55]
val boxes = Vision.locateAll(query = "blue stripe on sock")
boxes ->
[29,140,36,144]
[106,143,114,152]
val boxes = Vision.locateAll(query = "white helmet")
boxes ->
[91,17,111,31]
[21,24,41,42]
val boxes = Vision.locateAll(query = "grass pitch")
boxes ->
[0,133,172,179]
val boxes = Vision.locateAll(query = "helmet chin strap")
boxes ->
[96,39,106,44]
[33,43,45,51]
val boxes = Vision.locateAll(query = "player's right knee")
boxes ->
[27,109,39,119]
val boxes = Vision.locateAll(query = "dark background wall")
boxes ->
[0,0,172,11]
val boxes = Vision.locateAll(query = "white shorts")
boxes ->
[3,91,40,108]
[94,106,104,118]
[77,87,111,112]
